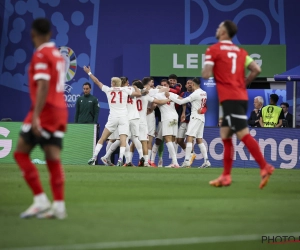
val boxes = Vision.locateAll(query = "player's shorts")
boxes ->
[108,129,119,140]
[139,123,149,141]
[146,113,155,137]
[20,124,64,149]
[186,118,204,138]
[129,119,140,137]
[177,122,189,139]
[162,119,178,137]
[221,100,248,132]
[155,122,163,140]
[105,116,129,136]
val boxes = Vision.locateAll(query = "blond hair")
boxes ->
[111,77,121,87]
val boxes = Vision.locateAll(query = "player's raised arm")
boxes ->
[169,93,192,105]
[83,66,104,89]
[130,85,142,97]
[245,55,261,86]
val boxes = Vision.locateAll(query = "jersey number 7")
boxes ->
[227,52,237,74]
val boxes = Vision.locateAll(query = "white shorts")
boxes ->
[108,129,119,140]
[162,119,178,137]
[177,122,188,139]
[139,123,149,141]
[146,113,155,137]
[129,119,139,137]
[105,116,129,136]
[186,118,204,138]
[155,122,163,140]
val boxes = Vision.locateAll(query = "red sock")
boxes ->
[241,134,266,170]
[222,138,234,176]
[14,152,44,195]
[46,159,64,201]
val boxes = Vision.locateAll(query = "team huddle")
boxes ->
[84,69,211,169]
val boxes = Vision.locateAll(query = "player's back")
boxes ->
[137,95,153,124]
[29,42,66,109]
[205,41,248,102]
[127,90,140,120]
[103,86,131,117]
[190,89,206,121]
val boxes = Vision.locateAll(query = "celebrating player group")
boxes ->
[84,69,209,169]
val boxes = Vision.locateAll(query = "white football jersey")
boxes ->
[127,94,140,120]
[149,88,159,97]
[154,92,178,121]
[170,88,207,122]
[136,94,154,124]
[102,85,133,117]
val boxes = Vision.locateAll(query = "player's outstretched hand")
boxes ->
[83,66,91,74]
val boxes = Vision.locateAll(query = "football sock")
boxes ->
[119,147,126,161]
[144,155,149,163]
[166,142,178,165]
[151,144,158,162]
[132,136,143,159]
[14,152,44,195]
[106,141,113,153]
[46,159,64,200]
[185,142,192,161]
[104,140,120,159]
[174,142,178,154]
[128,152,133,163]
[241,134,267,170]
[222,138,234,175]
[94,143,103,158]
[148,150,152,161]
[198,143,208,161]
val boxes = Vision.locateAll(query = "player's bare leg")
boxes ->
[14,136,51,218]
[37,144,66,219]
[88,128,112,165]
[197,138,211,168]
[164,135,179,168]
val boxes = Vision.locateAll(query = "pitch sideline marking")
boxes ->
[3,232,300,250]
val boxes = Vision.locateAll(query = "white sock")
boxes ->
[104,140,120,158]
[148,149,152,160]
[144,155,148,163]
[53,201,65,212]
[174,143,178,154]
[166,142,178,165]
[185,142,192,161]
[128,152,133,163]
[93,144,103,158]
[119,147,126,161]
[106,141,113,153]
[125,142,130,163]
[34,193,49,204]
[132,136,143,159]
[151,144,158,162]
[198,143,208,161]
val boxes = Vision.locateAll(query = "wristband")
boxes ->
[88,72,92,76]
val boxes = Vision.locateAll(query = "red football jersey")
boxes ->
[204,41,248,103]
[24,42,68,132]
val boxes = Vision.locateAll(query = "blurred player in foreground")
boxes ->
[202,20,274,188]
[14,18,68,219]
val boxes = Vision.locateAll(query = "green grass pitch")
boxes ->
[1,164,300,250]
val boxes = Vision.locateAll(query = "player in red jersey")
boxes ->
[14,18,68,219]
[202,20,274,189]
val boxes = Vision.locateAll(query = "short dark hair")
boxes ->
[150,77,154,81]
[160,79,170,85]
[83,82,91,88]
[142,77,152,86]
[32,18,51,36]
[270,94,279,104]
[132,80,143,90]
[223,20,238,38]
[120,77,128,86]
[168,74,177,80]
[192,77,200,85]
[280,102,289,108]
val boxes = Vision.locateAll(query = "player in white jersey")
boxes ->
[168,77,211,168]
[83,66,140,166]
[153,85,180,168]
[127,79,171,167]
[146,78,156,160]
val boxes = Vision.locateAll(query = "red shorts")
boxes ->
[24,103,68,133]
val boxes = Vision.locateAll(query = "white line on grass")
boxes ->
[3,232,300,250]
